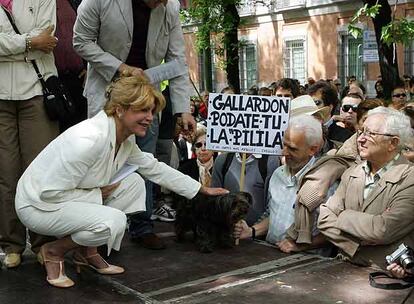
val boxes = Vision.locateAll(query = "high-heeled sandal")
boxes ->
[73,252,124,275]
[38,247,74,288]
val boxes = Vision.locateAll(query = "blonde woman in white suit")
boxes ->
[15,71,228,288]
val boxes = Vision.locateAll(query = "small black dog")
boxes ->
[174,192,251,253]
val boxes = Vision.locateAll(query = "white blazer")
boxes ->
[73,0,190,117]
[16,111,201,211]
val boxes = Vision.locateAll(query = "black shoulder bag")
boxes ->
[2,6,75,122]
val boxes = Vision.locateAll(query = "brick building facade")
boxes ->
[182,0,414,96]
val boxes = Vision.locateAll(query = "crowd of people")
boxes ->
[0,0,413,291]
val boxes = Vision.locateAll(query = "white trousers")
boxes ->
[16,173,145,254]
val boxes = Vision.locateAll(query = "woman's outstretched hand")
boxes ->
[100,182,121,200]
[199,186,229,196]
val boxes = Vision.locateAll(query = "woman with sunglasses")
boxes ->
[178,128,216,188]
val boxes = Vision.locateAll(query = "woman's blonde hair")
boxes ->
[192,128,207,146]
[104,70,165,116]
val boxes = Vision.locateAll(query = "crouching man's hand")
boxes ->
[233,220,252,240]
[199,186,229,196]
[387,263,413,279]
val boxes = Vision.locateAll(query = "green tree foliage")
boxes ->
[349,0,414,99]
[185,0,243,93]
[349,1,414,45]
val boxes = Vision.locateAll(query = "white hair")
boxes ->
[288,115,323,147]
[367,106,413,149]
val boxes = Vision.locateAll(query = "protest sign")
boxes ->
[206,93,290,155]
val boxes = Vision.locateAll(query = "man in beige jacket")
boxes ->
[318,107,414,269]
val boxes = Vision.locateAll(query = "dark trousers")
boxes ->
[128,115,159,238]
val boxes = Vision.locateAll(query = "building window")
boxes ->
[198,50,216,92]
[338,33,364,85]
[404,40,414,76]
[284,38,306,85]
[239,43,257,93]
[276,0,306,10]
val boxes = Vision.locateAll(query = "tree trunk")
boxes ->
[365,0,399,100]
[223,3,241,94]
[202,46,213,92]
[201,13,213,92]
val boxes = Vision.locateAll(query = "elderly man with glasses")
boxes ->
[318,107,414,272]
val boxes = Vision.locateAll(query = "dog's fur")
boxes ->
[174,192,252,253]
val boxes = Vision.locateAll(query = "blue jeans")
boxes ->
[128,115,159,238]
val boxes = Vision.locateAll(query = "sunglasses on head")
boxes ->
[342,104,358,112]
[194,141,206,149]
[393,93,407,98]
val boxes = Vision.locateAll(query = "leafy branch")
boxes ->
[183,0,255,69]
[348,0,414,45]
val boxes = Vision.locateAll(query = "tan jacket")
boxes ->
[317,155,414,268]
[0,0,57,100]
[286,134,359,244]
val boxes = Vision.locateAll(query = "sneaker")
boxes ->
[151,204,176,222]
[131,233,166,250]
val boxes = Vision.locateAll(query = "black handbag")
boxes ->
[2,6,76,122]
[34,65,76,121]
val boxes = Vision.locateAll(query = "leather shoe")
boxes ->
[3,253,21,268]
[132,233,166,250]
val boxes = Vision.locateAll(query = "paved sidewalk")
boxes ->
[1,223,413,304]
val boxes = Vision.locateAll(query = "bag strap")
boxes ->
[369,271,414,290]
[1,6,49,92]
[1,5,19,33]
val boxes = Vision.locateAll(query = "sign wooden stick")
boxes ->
[239,153,247,191]
[235,153,247,246]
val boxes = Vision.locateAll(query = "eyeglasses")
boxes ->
[276,94,292,98]
[403,146,414,153]
[357,128,397,139]
[392,93,407,98]
[341,104,358,112]
[194,141,206,149]
[313,100,324,106]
